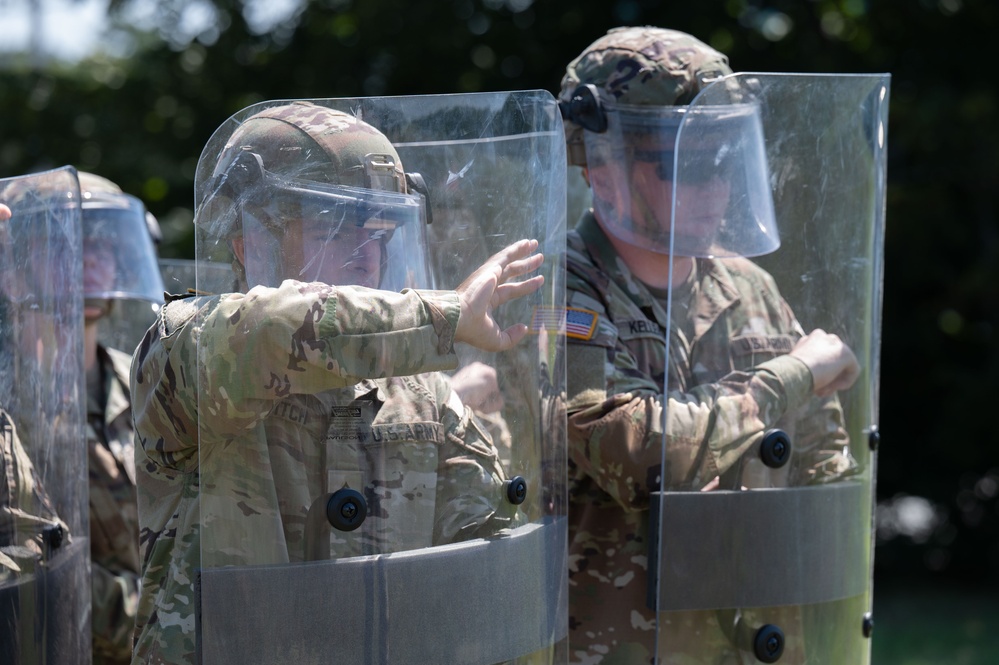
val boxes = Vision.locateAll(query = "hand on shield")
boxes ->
[790,329,861,398]
[0,203,10,220]
[454,238,544,353]
[451,361,505,413]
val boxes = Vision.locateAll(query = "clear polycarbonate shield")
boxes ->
[98,258,238,356]
[82,190,164,304]
[583,101,779,258]
[191,91,567,664]
[649,74,888,664]
[0,167,90,664]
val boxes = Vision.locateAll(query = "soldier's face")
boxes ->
[239,216,384,289]
[588,156,731,249]
[289,221,383,289]
[83,241,116,319]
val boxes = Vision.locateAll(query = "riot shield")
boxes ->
[647,74,888,663]
[191,91,567,664]
[99,258,237,355]
[0,167,91,664]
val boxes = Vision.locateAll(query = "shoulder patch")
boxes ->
[565,307,599,340]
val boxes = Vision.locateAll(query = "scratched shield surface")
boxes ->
[186,91,569,665]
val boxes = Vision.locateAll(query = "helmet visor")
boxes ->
[82,192,164,303]
[584,102,779,258]
[234,165,430,291]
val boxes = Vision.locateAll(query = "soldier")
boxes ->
[557,26,864,663]
[78,172,164,665]
[130,102,547,664]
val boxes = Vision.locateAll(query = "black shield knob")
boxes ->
[868,428,880,451]
[560,84,608,133]
[754,624,785,662]
[759,429,791,469]
[862,612,874,638]
[504,476,528,505]
[326,488,367,532]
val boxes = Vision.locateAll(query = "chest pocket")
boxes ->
[326,395,446,556]
[729,333,797,369]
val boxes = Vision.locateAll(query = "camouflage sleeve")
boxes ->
[565,271,814,510]
[765,286,858,486]
[431,376,511,543]
[747,278,860,487]
[784,393,858,484]
[567,354,814,509]
[132,280,462,471]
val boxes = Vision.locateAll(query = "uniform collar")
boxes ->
[576,211,662,315]
[576,211,744,338]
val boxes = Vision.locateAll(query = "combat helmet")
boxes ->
[197,102,430,290]
[559,26,732,168]
[557,27,779,259]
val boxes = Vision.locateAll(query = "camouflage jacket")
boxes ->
[564,212,856,664]
[130,280,510,665]
[88,345,141,665]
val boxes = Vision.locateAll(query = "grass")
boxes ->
[871,582,999,665]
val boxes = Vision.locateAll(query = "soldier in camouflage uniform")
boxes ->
[130,102,545,664]
[78,172,165,665]
[557,27,863,663]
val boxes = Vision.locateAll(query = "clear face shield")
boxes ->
[82,191,165,316]
[208,150,432,292]
[584,101,779,258]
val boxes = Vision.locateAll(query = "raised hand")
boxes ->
[454,238,544,353]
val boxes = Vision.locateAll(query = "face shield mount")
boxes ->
[559,84,609,134]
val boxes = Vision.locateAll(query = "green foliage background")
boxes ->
[2,0,998,654]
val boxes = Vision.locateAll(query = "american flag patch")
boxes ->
[530,306,598,340]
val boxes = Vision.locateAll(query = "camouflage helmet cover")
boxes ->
[199,101,408,234]
[559,26,733,166]
[198,101,430,291]
[228,101,405,186]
